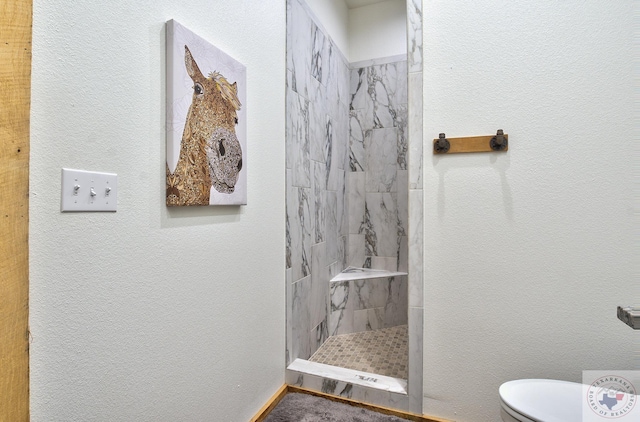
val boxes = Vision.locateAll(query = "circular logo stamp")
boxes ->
[587,375,637,418]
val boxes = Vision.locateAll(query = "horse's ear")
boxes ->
[231,82,238,94]
[184,45,202,80]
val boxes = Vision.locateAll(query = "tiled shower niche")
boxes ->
[286,0,424,414]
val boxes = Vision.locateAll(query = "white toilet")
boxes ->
[499,379,584,422]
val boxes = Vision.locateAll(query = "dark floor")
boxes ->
[264,392,409,422]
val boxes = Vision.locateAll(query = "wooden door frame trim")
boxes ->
[1,0,32,420]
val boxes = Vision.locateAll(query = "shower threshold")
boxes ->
[287,359,407,394]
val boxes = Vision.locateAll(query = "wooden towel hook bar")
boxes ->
[433,130,509,154]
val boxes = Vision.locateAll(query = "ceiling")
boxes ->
[344,0,389,9]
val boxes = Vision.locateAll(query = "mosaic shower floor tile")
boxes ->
[309,325,408,379]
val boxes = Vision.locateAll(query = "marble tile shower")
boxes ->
[330,275,408,336]
[348,60,409,274]
[286,0,424,414]
[309,325,408,379]
[286,0,350,363]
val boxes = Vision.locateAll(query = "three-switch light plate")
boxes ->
[61,168,118,212]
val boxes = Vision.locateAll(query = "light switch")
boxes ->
[61,168,117,212]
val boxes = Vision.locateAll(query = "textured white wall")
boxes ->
[29,1,285,421]
[349,0,407,63]
[422,1,637,420]
[304,0,350,59]
[304,0,406,64]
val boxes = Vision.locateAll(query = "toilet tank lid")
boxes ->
[499,379,584,422]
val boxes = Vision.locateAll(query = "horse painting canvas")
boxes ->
[166,20,247,206]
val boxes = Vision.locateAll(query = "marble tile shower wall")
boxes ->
[287,0,423,414]
[406,0,424,412]
[286,0,413,366]
[286,0,350,363]
[330,276,408,336]
[348,61,409,273]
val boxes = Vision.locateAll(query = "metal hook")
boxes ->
[490,129,507,151]
[434,133,450,154]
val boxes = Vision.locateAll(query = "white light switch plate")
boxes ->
[61,168,117,212]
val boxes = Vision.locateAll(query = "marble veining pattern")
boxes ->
[288,359,407,394]
[285,172,292,270]
[292,275,311,360]
[363,193,398,258]
[365,128,398,193]
[325,192,338,263]
[287,180,311,281]
[408,73,423,189]
[337,169,347,238]
[286,363,409,410]
[311,23,325,83]
[407,0,423,72]
[324,117,334,188]
[311,318,329,357]
[310,242,327,330]
[309,100,327,163]
[287,88,310,188]
[330,281,350,336]
[286,0,423,414]
[351,62,407,130]
[406,0,424,413]
[286,268,292,364]
[348,111,367,172]
[329,275,407,336]
[347,172,365,234]
[349,59,408,273]
[348,234,365,269]
[368,256,398,272]
[350,54,408,70]
[313,161,325,244]
[408,307,423,412]
[287,0,351,362]
[287,0,312,98]
[408,189,423,309]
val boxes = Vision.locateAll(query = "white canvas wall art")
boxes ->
[166,19,247,205]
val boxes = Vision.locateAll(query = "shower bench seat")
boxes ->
[330,267,407,283]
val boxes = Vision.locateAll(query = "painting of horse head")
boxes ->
[166,20,246,206]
